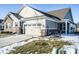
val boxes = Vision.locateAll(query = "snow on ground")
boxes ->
[60,35,79,44]
[0,34,79,54]
[53,35,79,54]
[0,34,33,54]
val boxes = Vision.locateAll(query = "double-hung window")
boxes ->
[15,22,18,27]
[37,23,41,26]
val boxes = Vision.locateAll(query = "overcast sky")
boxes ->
[0,4,79,23]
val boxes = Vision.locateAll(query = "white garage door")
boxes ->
[25,26,33,35]
[24,26,41,36]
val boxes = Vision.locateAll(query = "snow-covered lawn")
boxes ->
[54,35,79,54]
[60,35,79,44]
[0,35,79,54]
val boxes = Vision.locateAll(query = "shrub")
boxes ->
[1,31,12,34]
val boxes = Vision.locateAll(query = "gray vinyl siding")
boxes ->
[69,23,76,33]
[45,18,58,35]
[45,19,58,29]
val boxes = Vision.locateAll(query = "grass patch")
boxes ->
[9,40,72,54]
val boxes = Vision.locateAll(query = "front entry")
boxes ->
[58,22,70,34]
[58,23,65,34]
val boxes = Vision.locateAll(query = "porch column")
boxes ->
[22,22,25,34]
[69,22,71,34]
[65,21,68,34]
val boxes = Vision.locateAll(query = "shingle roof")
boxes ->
[47,8,70,20]
[6,6,73,22]
[28,6,61,20]
[10,12,23,19]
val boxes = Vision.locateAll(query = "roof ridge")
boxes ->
[47,8,70,13]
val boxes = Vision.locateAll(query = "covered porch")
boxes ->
[58,21,70,34]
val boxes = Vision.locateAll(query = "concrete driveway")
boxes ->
[0,34,32,48]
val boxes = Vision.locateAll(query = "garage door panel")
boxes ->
[25,26,41,36]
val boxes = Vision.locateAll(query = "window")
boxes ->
[33,24,36,26]
[5,23,12,29]
[15,22,18,26]
[6,23,8,28]
[9,23,13,28]
[37,23,41,26]
[25,23,42,27]
[71,27,73,30]
[9,23,12,28]
[25,24,27,26]
[28,24,31,26]
[25,24,32,26]
[11,22,13,27]
[63,27,65,30]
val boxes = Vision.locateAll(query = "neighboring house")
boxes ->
[3,12,22,33]
[0,19,3,31]
[3,5,76,36]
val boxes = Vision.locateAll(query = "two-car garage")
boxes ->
[23,18,46,37]
[24,25,42,36]
[23,20,44,36]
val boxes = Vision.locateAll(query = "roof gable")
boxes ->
[3,15,13,23]
[18,5,43,18]
[3,12,20,23]
[64,9,73,22]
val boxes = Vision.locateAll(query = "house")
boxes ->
[3,5,76,36]
[3,12,23,33]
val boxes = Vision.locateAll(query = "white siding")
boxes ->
[9,14,20,28]
[19,6,43,18]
